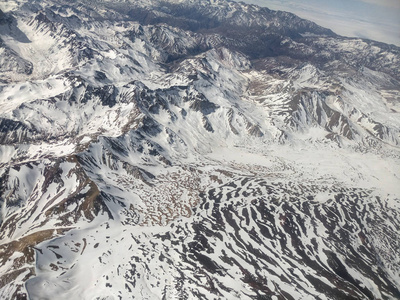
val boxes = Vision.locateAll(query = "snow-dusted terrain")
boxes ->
[0,0,399,299]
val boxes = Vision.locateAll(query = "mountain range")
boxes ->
[0,0,399,299]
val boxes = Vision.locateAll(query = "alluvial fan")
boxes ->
[0,0,399,299]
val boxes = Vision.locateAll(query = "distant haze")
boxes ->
[240,0,400,46]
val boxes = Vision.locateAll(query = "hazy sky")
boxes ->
[240,0,400,46]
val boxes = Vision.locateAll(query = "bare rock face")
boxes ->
[0,0,399,299]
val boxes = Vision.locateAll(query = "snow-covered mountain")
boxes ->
[0,0,399,299]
